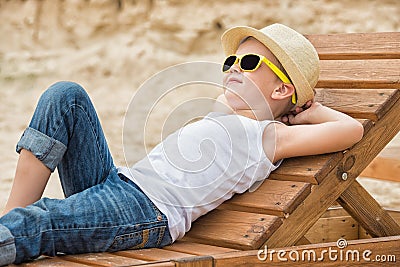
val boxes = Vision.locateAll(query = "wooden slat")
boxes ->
[295,236,311,246]
[364,140,400,181]
[337,180,400,237]
[174,256,214,267]
[144,261,176,267]
[304,215,359,243]
[270,153,342,184]
[306,32,400,60]
[271,119,373,184]
[311,208,400,242]
[359,227,372,240]
[315,88,400,121]
[115,248,194,261]
[62,252,147,266]
[214,235,400,266]
[218,180,311,217]
[263,96,400,248]
[388,209,400,224]
[317,59,400,89]
[164,241,238,256]
[141,261,176,267]
[11,256,92,267]
[183,209,282,250]
[322,206,400,220]
[361,156,400,182]
[321,206,350,218]
[115,249,215,267]
[134,262,175,267]
[359,209,400,240]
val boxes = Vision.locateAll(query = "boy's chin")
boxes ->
[224,91,263,111]
[224,93,248,111]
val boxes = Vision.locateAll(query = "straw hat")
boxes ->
[221,23,319,107]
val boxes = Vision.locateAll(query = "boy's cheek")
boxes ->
[222,75,229,86]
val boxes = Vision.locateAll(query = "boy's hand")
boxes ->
[280,100,314,125]
[280,101,355,125]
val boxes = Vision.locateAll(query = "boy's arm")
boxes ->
[263,102,364,163]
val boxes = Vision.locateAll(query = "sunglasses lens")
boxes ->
[222,55,237,72]
[241,54,261,71]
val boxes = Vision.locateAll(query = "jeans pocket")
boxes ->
[108,226,166,252]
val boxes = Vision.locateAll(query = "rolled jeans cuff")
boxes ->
[16,127,67,172]
[0,224,16,266]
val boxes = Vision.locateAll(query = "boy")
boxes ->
[0,23,363,265]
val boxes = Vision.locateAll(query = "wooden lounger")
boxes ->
[13,31,400,267]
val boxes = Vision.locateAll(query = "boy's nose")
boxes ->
[230,63,241,73]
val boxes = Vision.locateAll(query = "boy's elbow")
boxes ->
[351,120,364,145]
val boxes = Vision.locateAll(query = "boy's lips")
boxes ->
[226,75,243,85]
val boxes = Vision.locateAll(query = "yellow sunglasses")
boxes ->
[222,53,296,104]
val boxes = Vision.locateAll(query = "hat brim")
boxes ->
[221,26,315,107]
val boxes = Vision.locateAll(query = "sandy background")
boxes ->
[0,0,399,212]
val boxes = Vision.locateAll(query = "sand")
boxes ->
[1,0,399,211]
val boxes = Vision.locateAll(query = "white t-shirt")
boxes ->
[118,112,281,241]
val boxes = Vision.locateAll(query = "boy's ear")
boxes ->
[271,83,295,101]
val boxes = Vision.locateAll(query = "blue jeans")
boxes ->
[0,81,172,265]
